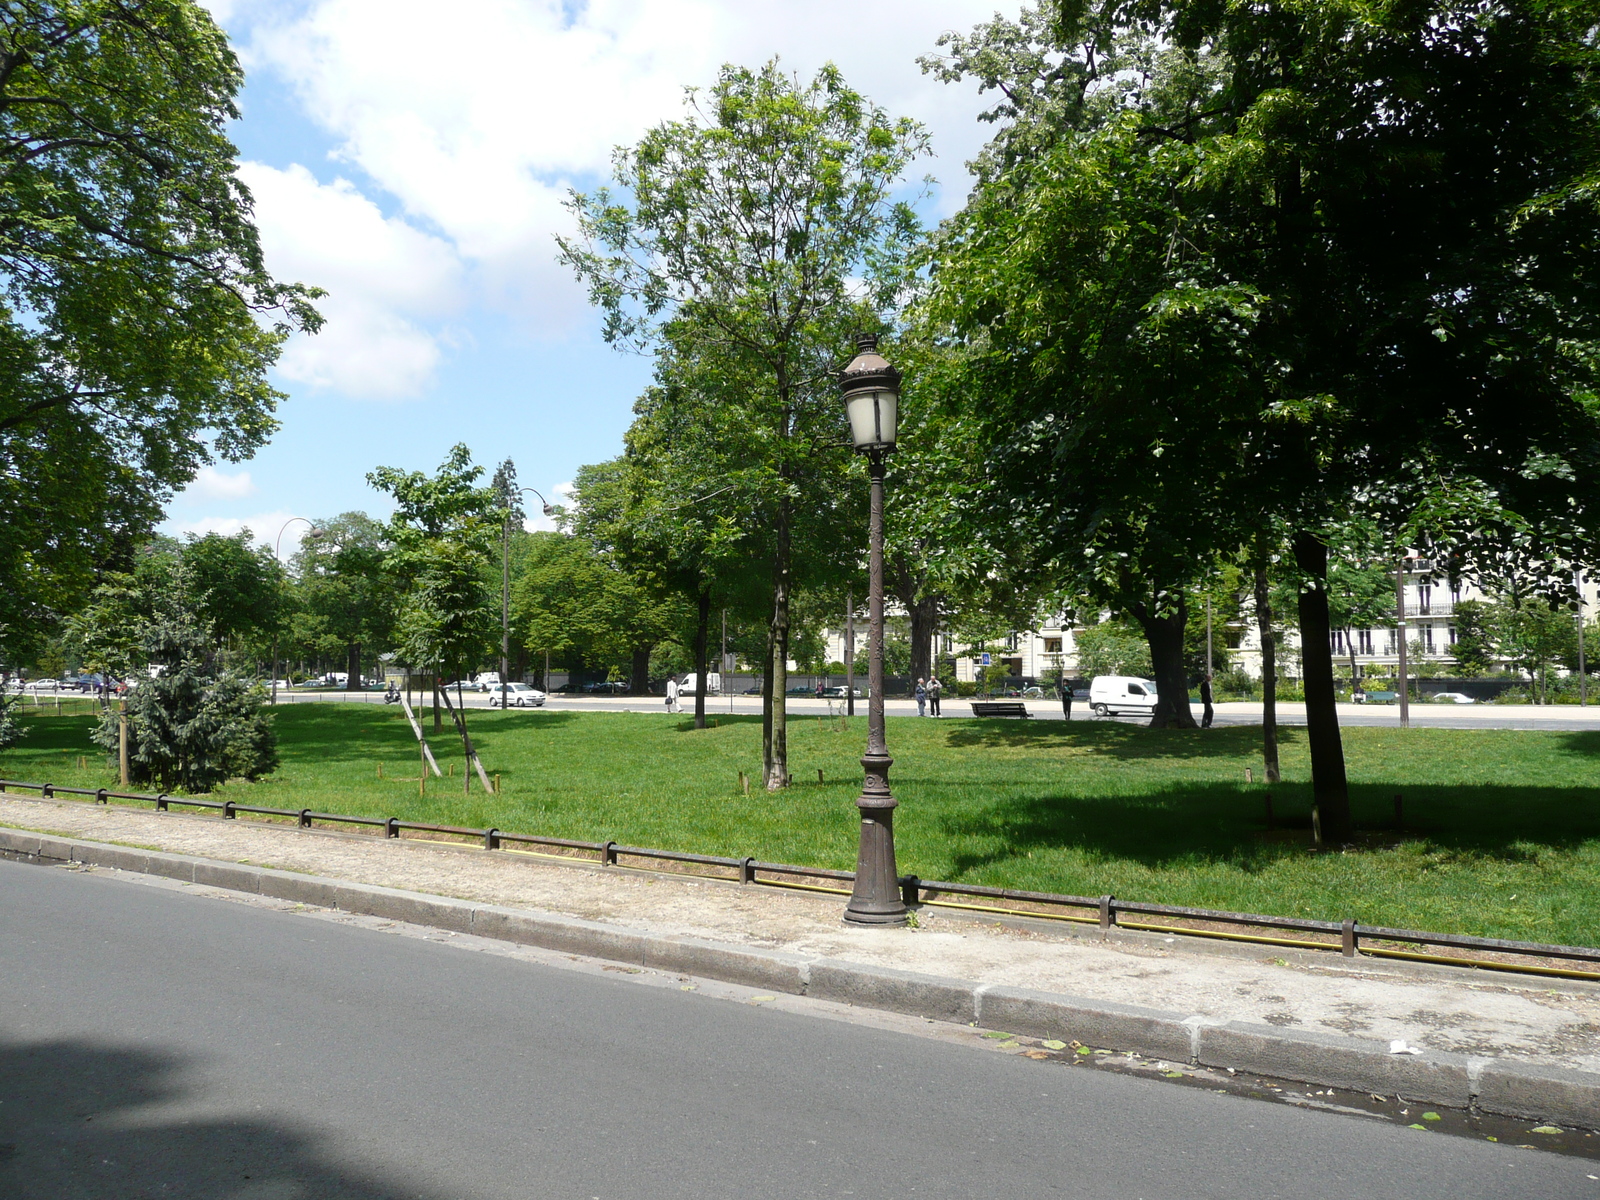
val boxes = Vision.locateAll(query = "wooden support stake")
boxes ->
[494,773,501,794]
[1245,767,1253,784]
[739,771,748,796]
[817,768,824,784]
[377,762,383,779]
[448,761,453,777]
[1312,804,1324,850]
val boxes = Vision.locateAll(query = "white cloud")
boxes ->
[236,0,1005,340]
[238,162,467,399]
[186,465,258,501]
[174,510,314,556]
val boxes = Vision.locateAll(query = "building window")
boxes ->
[1358,629,1373,655]
[1448,624,1457,646]
[1006,632,1019,651]
[1044,637,1063,653]
[1423,625,1435,652]
[1331,630,1346,654]
[1418,585,1432,615]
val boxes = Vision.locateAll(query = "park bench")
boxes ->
[970,701,1032,719]
[1356,691,1398,704]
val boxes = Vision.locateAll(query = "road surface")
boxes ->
[265,686,1600,732]
[1,858,1592,1198]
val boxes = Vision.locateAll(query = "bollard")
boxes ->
[1099,894,1116,929]
[1341,918,1358,957]
[1264,792,1274,830]
[1394,793,1403,830]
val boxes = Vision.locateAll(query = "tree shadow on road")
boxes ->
[0,1036,445,1200]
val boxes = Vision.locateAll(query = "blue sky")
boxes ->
[167,0,1017,555]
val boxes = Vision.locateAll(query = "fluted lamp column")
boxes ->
[840,333,908,926]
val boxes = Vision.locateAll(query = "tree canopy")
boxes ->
[0,1,321,661]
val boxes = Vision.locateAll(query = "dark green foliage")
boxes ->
[93,614,275,792]
[0,1,319,662]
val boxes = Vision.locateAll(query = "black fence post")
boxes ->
[223,801,236,820]
[385,817,400,839]
[484,828,500,850]
[740,856,756,885]
[899,875,921,908]
[600,840,616,867]
[156,794,168,811]
[298,808,311,828]
[1342,919,1358,957]
[95,789,107,805]
[1099,894,1116,929]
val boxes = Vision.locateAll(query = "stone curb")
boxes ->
[6,827,1599,1128]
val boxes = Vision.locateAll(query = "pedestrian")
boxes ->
[914,677,927,716]
[927,674,942,717]
[1060,678,1073,721]
[666,674,680,714]
[1200,672,1214,728]
[816,678,825,700]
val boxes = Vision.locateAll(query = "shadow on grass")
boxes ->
[927,781,1600,878]
[941,719,1296,761]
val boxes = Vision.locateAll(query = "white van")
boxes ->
[678,672,722,696]
[1089,675,1159,717]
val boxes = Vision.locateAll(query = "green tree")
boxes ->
[0,1,320,663]
[1486,598,1572,703]
[370,445,498,732]
[559,60,928,789]
[1074,620,1154,680]
[290,513,393,689]
[926,0,1600,840]
[1449,599,1495,677]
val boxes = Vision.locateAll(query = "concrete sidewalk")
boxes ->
[5,793,1600,1126]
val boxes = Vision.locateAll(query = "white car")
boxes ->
[22,678,62,692]
[1431,692,1477,704]
[1088,675,1160,717]
[489,683,546,708]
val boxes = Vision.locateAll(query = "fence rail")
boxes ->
[4,776,1597,980]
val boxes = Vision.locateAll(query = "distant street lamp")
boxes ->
[271,518,323,705]
[501,488,555,712]
[840,334,907,926]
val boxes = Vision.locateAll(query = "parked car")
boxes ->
[1431,692,1477,704]
[441,680,483,694]
[22,678,62,692]
[1088,675,1160,717]
[584,680,628,694]
[822,685,864,698]
[488,683,546,708]
[785,684,819,696]
[677,672,721,696]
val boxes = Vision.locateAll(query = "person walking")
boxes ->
[914,677,927,717]
[1060,677,1073,721]
[666,674,681,714]
[927,674,942,717]
[1200,672,1215,728]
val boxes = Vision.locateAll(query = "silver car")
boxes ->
[489,683,546,708]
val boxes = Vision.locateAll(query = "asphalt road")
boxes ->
[266,687,1600,732]
[2,860,1593,1199]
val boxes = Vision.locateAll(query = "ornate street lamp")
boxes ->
[840,333,908,926]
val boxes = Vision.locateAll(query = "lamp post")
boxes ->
[840,334,907,926]
[501,488,556,713]
[271,518,323,705]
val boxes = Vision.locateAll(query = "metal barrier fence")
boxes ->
[4,775,1598,982]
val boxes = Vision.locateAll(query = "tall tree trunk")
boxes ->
[693,587,711,730]
[347,642,361,692]
[764,510,790,789]
[1292,531,1351,842]
[891,553,938,686]
[1254,565,1281,783]
[630,643,652,696]
[1129,597,1197,728]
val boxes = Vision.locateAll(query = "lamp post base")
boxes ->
[843,786,907,926]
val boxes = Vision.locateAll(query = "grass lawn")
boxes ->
[8,703,1600,947]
